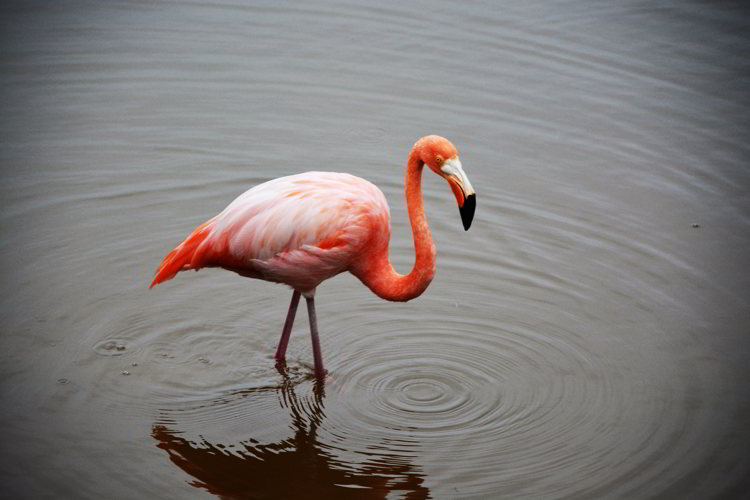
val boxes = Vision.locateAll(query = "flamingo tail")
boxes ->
[150,220,215,288]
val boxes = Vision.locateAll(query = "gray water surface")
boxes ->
[1,1,749,499]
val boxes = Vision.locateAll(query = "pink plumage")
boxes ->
[151,172,390,293]
[151,136,476,378]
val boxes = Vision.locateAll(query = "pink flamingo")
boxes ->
[150,135,475,378]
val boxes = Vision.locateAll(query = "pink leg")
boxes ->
[275,290,301,362]
[305,295,326,379]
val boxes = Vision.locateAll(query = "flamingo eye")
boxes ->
[435,156,444,166]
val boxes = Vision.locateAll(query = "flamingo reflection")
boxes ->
[153,365,430,499]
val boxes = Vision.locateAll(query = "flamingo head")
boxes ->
[416,135,476,230]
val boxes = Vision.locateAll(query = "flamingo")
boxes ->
[150,135,475,378]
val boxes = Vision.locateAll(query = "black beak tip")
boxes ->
[459,194,476,231]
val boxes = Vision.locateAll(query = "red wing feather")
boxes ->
[149,219,215,288]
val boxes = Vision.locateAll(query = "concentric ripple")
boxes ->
[313,296,686,496]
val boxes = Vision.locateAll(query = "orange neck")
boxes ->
[353,147,436,302]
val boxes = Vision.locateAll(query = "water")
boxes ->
[1,1,749,498]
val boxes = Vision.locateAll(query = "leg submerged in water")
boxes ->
[305,295,326,379]
[275,290,301,362]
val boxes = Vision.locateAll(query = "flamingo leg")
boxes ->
[274,290,301,362]
[305,295,326,379]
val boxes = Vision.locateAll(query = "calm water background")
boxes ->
[1,1,749,498]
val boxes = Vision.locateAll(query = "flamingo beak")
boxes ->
[442,157,476,230]
[460,193,476,230]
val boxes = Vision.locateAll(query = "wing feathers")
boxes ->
[150,172,390,291]
[150,218,216,288]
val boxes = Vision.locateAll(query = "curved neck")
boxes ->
[354,149,436,302]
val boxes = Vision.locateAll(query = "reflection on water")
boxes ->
[153,365,429,500]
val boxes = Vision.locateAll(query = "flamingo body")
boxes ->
[151,135,475,378]
[150,172,390,295]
